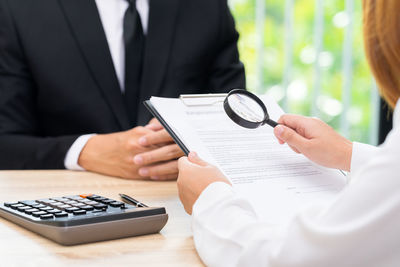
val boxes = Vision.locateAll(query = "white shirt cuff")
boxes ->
[193,182,235,215]
[350,142,378,174]
[64,134,96,171]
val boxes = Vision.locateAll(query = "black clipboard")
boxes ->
[144,98,347,178]
[143,100,190,156]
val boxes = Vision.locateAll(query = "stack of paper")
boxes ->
[147,95,346,224]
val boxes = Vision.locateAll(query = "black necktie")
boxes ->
[123,0,145,125]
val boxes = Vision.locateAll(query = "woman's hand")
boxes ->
[274,114,353,172]
[177,152,231,214]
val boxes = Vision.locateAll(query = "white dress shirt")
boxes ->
[192,100,400,267]
[64,0,149,170]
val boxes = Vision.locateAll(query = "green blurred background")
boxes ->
[229,0,378,144]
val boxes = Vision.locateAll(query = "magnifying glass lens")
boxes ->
[227,94,265,123]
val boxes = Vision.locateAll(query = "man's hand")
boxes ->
[78,127,154,179]
[177,152,231,214]
[78,118,184,180]
[133,127,185,180]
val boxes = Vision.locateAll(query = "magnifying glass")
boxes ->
[223,89,279,129]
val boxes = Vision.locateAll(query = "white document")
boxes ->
[149,95,347,224]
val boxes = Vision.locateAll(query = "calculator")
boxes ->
[0,194,168,245]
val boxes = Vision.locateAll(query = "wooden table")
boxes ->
[0,171,203,266]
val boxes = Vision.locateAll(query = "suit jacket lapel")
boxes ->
[136,0,181,125]
[58,0,131,130]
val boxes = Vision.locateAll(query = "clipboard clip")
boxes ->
[179,93,227,107]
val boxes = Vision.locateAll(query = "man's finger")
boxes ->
[134,144,184,165]
[150,173,178,181]
[145,118,164,131]
[138,129,173,146]
[138,160,178,177]
[127,126,153,136]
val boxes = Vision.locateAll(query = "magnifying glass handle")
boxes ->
[267,119,279,128]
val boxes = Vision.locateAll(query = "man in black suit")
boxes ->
[0,0,245,179]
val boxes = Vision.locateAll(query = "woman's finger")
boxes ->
[188,152,209,167]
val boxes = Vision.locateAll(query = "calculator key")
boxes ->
[32,211,47,217]
[32,204,47,209]
[80,205,94,211]
[47,202,62,208]
[38,199,57,205]
[86,195,99,200]
[73,210,86,215]
[65,207,80,213]
[10,204,25,209]
[65,201,78,205]
[72,203,85,207]
[79,194,93,198]
[79,199,93,203]
[93,204,108,210]
[17,206,31,212]
[65,195,81,200]
[109,201,124,208]
[52,202,67,207]
[51,197,68,202]
[47,209,62,214]
[65,195,84,201]
[93,197,107,201]
[19,200,39,206]
[85,201,98,205]
[4,202,19,207]
[30,204,43,209]
[100,199,114,204]
[25,208,39,215]
[58,205,72,210]
[40,214,54,220]
[54,212,68,217]
[39,207,53,211]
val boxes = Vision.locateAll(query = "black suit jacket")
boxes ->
[0,0,245,169]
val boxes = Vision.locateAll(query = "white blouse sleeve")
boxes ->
[350,142,378,173]
[192,130,400,267]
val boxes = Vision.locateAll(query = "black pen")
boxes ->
[119,193,148,207]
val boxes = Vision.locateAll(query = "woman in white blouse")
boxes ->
[176,0,400,266]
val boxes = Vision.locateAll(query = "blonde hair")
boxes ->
[363,0,400,108]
